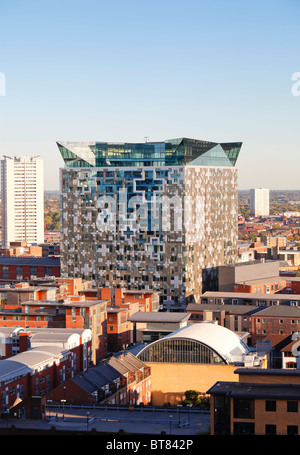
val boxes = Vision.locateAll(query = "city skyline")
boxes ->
[0,0,299,191]
[0,0,300,438]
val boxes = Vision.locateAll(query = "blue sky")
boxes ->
[0,0,299,190]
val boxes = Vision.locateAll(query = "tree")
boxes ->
[182,390,202,407]
[44,211,60,230]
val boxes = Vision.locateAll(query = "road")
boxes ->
[0,405,210,435]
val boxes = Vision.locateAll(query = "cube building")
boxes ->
[58,138,242,311]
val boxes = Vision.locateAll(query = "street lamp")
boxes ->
[47,400,52,420]
[177,404,182,427]
[187,404,192,426]
[169,415,173,435]
[87,411,90,432]
[61,399,66,421]
[61,385,66,420]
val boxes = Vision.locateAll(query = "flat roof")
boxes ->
[186,303,260,315]
[279,250,300,255]
[0,286,55,292]
[128,312,191,323]
[26,327,89,335]
[219,260,279,268]
[201,291,300,301]
[107,306,125,313]
[123,290,160,295]
[20,299,108,307]
[187,302,300,318]
[207,381,300,399]
[0,256,60,265]
[235,276,287,286]
[235,368,300,376]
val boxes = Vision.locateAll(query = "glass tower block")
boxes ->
[58,138,242,311]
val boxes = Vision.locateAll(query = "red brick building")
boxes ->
[0,256,60,282]
[288,277,300,294]
[0,329,92,418]
[0,282,159,362]
[106,303,140,354]
[250,305,300,344]
[187,302,300,346]
[50,352,151,406]
[234,277,287,294]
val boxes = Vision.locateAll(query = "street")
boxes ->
[0,405,210,435]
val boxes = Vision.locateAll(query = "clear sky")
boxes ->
[0,0,299,190]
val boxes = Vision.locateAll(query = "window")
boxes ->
[30,266,37,278]
[2,266,8,280]
[287,401,298,412]
[16,265,22,280]
[139,338,225,364]
[233,398,254,419]
[265,424,276,435]
[287,425,298,435]
[265,400,276,412]
[234,422,255,435]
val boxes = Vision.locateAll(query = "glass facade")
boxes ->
[59,137,242,311]
[57,138,241,168]
[138,338,225,364]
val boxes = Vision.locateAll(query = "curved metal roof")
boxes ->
[9,346,64,368]
[0,360,32,382]
[139,322,249,364]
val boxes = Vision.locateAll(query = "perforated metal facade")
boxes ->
[59,138,242,311]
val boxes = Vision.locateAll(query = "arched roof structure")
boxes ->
[137,322,249,365]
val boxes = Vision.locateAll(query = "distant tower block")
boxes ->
[250,188,269,217]
[1,155,44,247]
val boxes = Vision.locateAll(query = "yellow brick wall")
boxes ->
[147,362,239,406]
[254,399,300,435]
[237,373,300,385]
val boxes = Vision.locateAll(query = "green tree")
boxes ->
[182,390,202,407]
[44,211,60,230]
